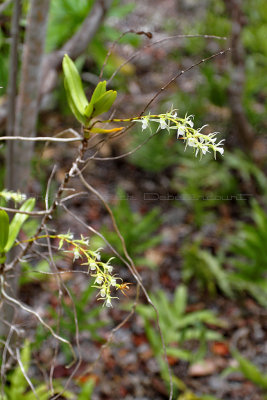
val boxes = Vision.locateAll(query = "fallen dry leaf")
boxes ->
[211,341,230,356]
[188,358,226,377]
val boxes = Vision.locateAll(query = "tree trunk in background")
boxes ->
[1,0,22,338]
[0,0,50,337]
[5,0,21,191]
[11,0,51,192]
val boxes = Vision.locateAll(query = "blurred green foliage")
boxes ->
[46,0,137,78]
[0,28,10,93]
[185,0,267,128]
[230,201,267,280]
[46,0,96,52]
[129,126,181,172]
[232,349,267,393]
[137,285,223,388]
[182,242,233,298]
[228,201,267,306]
[242,0,267,126]
[172,150,267,227]
[181,201,267,307]
[91,188,162,267]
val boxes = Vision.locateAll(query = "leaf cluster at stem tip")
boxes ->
[62,54,117,130]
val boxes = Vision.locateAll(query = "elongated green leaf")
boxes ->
[233,350,267,390]
[62,54,88,117]
[91,90,117,117]
[77,378,95,400]
[200,250,233,298]
[174,285,187,317]
[0,210,9,252]
[90,80,106,105]
[5,198,35,252]
[166,347,192,361]
[64,80,88,125]
[84,102,93,119]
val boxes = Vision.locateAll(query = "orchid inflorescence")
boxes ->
[58,233,120,307]
[0,189,27,204]
[133,109,225,159]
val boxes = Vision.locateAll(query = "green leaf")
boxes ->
[91,90,117,117]
[84,102,94,119]
[77,378,95,400]
[90,80,106,105]
[233,349,267,390]
[0,210,9,252]
[166,347,192,361]
[62,54,89,119]
[5,198,35,252]
[64,80,88,125]
[108,2,135,18]
[200,251,233,298]
[174,285,187,317]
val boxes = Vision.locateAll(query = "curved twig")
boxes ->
[107,33,227,85]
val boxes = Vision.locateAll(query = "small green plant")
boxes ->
[230,201,267,280]
[182,242,233,298]
[228,200,267,306]
[181,201,267,306]
[172,149,267,228]
[172,154,236,227]
[137,285,223,387]
[224,150,267,198]
[222,349,267,398]
[233,350,267,393]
